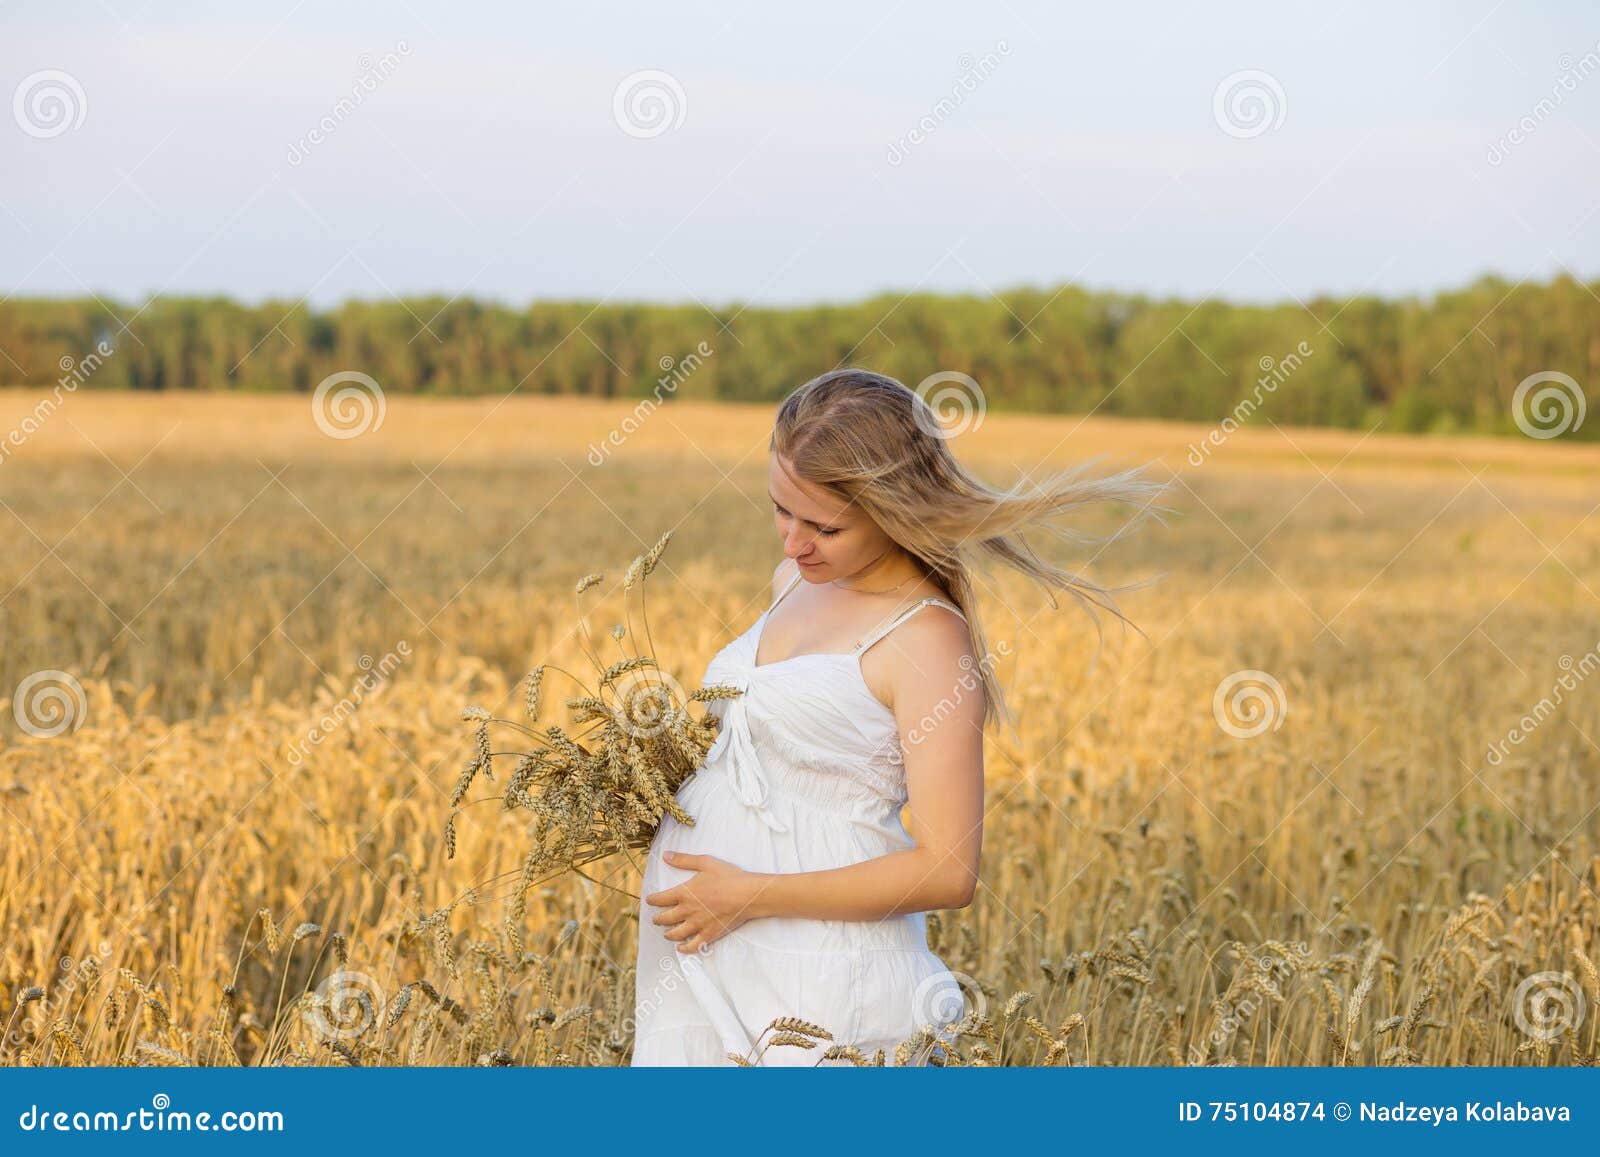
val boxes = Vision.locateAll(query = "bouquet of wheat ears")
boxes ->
[448,530,738,921]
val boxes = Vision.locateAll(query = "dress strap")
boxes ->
[855,597,967,655]
[768,567,803,611]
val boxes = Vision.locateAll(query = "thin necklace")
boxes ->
[832,568,921,596]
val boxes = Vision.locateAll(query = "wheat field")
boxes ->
[0,389,1597,1066]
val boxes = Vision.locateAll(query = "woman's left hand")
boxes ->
[644,851,765,953]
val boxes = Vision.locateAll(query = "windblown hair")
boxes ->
[770,367,1168,739]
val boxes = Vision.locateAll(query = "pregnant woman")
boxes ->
[631,367,1160,1066]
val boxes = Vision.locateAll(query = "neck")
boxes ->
[834,549,923,593]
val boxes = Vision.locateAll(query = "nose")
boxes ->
[781,523,814,560]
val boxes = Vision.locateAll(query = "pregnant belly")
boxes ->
[643,772,928,954]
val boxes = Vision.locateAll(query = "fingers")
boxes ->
[656,914,724,953]
[662,918,725,951]
[643,886,679,907]
[650,905,686,927]
[678,928,718,954]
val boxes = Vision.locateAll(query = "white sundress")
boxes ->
[631,570,970,1066]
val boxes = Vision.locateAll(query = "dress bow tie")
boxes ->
[702,675,789,833]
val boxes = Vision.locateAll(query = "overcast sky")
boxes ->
[3,0,1598,309]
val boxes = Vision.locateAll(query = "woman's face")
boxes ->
[768,452,893,580]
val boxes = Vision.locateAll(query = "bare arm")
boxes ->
[743,606,984,919]
[646,586,986,950]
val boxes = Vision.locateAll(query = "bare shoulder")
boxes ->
[892,601,975,671]
[866,599,982,719]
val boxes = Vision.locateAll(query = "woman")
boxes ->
[631,368,1161,1066]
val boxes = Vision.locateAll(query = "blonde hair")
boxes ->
[770,367,1167,740]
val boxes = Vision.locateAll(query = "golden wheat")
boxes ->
[0,389,1595,1066]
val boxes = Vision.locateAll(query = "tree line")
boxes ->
[2,273,1594,439]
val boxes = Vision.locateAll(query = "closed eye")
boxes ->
[773,501,842,535]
